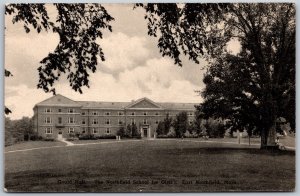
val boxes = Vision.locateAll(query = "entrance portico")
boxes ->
[140,125,151,138]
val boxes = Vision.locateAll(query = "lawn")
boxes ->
[5,141,66,152]
[5,140,295,192]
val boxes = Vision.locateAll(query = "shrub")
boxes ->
[167,128,176,138]
[132,135,142,139]
[78,134,97,140]
[97,134,116,139]
[184,131,199,138]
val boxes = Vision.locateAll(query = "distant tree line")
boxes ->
[5,117,37,146]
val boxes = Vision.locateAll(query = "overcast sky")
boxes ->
[5,4,240,120]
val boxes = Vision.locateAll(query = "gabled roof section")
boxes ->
[159,102,196,110]
[125,97,163,109]
[78,101,128,109]
[35,94,81,107]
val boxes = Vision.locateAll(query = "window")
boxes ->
[143,119,147,125]
[45,127,52,134]
[189,112,193,116]
[82,112,86,115]
[82,128,87,133]
[82,120,86,125]
[166,112,170,116]
[118,112,123,116]
[155,112,159,116]
[45,108,52,113]
[58,108,62,113]
[68,127,75,133]
[144,112,147,116]
[92,119,98,125]
[58,117,62,124]
[118,119,123,125]
[68,108,74,113]
[92,111,98,116]
[105,119,110,125]
[131,112,135,116]
[156,120,159,124]
[92,128,98,134]
[106,128,111,134]
[105,112,110,116]
[130,118,135,124]
[68,117,75,124]
[189,120,193,125]
[45,117,52,124]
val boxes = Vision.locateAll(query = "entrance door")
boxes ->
[57,130,63,140]
[143,128,148,138]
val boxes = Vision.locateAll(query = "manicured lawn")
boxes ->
[5,141,66,152]
[5,140,295,192]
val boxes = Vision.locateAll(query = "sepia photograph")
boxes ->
[4,3,295,192]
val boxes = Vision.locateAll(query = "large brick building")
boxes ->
[33,94,196,139]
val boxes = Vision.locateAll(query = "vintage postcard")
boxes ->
[4,3,295,192]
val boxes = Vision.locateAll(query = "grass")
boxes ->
[5,139,295,192]
[5,141,66,152]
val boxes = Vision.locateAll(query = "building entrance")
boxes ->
[143,128,148,138]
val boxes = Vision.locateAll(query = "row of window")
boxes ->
[82,127,110,134]
[44,108,194,116]
[45,117,193,125]
[45,108,76,113]
[44,127,111,134]
[44,117,75,124]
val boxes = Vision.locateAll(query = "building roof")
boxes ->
[35,94,197,110]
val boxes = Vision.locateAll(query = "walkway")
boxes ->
[5,138,295,154]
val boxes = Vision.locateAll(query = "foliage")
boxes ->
[5,117,35,146]
[97,134,117,139]
[173,111,188,138]
[156,121,165,136]
[78,134,97,140]
[156,113,173,136]
[136,3,230,66]
[117,126,125,137]
[5,4,114,94]
[131,123,140,137]
[203,118,226,138]
[139,3,295,148]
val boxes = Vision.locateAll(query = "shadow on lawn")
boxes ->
[171,147,295,156]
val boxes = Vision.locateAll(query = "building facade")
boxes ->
[33,94,196,139]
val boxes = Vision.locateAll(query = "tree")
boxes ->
[163,113,173,134]
[156,121,165,136]
[125,124,132,138]
[5,4,114,94]
[138,3,295,148]
[131,123,140,137]
[5,117,34,146]
[117,126,125,137]
[173,112,188,138]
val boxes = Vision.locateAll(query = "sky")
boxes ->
[4,4,240,120]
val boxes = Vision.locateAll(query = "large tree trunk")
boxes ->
[260,121,277,149]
